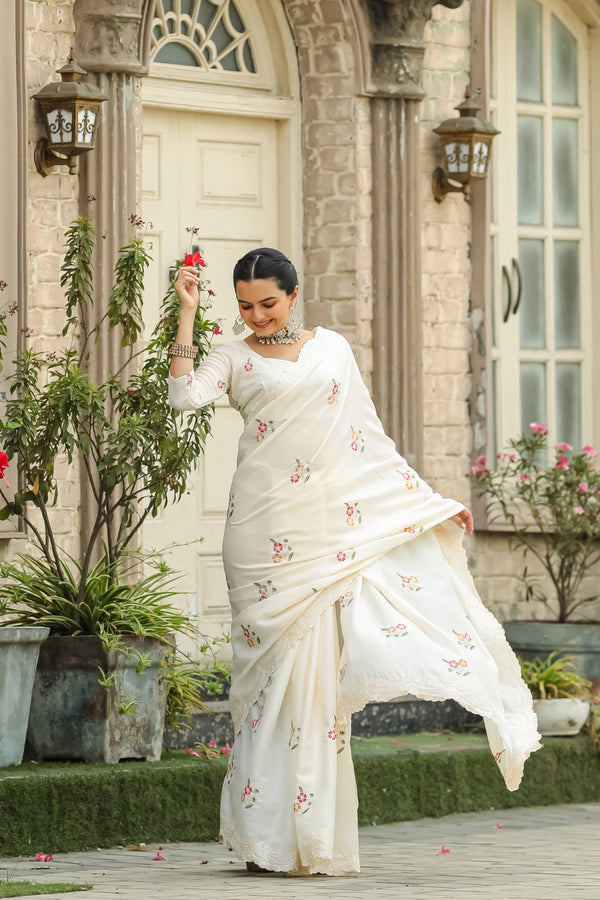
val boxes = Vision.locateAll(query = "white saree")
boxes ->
[169,326,541,876]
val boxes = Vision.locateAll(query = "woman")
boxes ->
[168,248,541,877]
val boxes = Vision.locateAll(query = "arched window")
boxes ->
[150,0,258,80]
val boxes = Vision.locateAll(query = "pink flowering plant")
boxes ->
[470,424,600,623]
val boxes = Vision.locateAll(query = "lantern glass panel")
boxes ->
[445,141,470,174]
[47,106,73,144]
[471,141,489,175]
[77,107,96,145]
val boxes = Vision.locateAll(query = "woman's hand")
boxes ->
[449,507,474,535]
[174,265,201,311]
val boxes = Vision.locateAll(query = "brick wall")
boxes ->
[24,0,81,560]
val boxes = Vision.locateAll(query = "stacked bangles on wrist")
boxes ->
[168,343,198,358]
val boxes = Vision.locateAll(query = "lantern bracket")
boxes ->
[432,167,469,204]
[34,138,78,177]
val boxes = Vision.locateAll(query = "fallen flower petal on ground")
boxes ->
[440,846,450,854]
[35,852,53,862]
[152,853,166,861]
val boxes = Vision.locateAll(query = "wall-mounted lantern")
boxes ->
[33,54,107,177]
[432,88,499,203]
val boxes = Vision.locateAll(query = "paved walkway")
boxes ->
[1,803,598,899]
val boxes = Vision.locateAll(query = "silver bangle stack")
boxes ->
[168,343,198,358]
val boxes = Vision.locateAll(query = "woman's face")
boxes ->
[235,278,299,338]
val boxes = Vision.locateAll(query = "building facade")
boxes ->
[2,0,599,635]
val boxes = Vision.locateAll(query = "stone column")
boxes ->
[355,0,464,469]
[72,0,148,556]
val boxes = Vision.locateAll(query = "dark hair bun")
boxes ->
[233,247,298,295]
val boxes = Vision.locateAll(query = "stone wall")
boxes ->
[283,0,369,365]
[420,2,472,505]
[23,0,81,559]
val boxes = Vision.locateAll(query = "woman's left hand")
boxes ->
[449,508,474,535]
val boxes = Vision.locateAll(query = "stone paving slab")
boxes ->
[1,802,598,899]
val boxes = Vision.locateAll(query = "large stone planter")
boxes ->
[502,621,600,685]
[26,634,174,763]
[0,626,49,767]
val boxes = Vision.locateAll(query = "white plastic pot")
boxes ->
[533,697,590,736]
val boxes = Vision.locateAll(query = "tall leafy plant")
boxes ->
[0,217,217,614]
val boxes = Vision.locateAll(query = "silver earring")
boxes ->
[288,306,302,328]
[232,314,245,336]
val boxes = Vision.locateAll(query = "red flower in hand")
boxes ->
[183,251,206,268]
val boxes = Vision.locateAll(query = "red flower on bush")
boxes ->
[0,451,9,481]
[183,251,206,268]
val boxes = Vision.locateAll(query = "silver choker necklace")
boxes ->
[257,308,302,345]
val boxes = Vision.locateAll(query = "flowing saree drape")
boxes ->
[169,326,541,875]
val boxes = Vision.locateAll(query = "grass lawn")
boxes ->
[0,883,91,898]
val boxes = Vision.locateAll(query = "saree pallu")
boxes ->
[170,326,541,876]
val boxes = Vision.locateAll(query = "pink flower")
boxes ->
[208,739,217,748]
[476,454,486,465]
[245,785,253,795]
[258,421,267,432]
[554,442,572,452]
[470,464,485,475]
[242,626,250,638]
[337,551,347,562]
[332,384,339,394]
[351,441,358,451]
[213,325,223,335]
[440,846,450,854]
[245,361,253,372]
[185,747,200,757]
[574,506,585,515]
[328,729,337,740]
[582,444,598,457]
[35,853,52,862]
[530,422,548,435]
[220,743,232,755]
[217,380,224,389]
[346,505,354,516]
[152,853,166,861]
[290,473,300,483]
[449,660,459,668]
[555,456,569,471]
[518,473,530,482]
[273,541,283,553]
[577,483,588,494]
[297,792,307,803]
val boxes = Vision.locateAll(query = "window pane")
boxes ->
[518,116,544,225]
[556,363,581,450]
[553,118,579,226]
[517,0,542,102]
[520,363,546,434]
[552,15,578,106]
[554,241,580,348]
[492,359,498,462]
[519,239,545,349]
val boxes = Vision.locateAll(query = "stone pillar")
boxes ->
[355,0,464,469]
[72,0,147,556]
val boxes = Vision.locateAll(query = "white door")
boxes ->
[142,106,280,639]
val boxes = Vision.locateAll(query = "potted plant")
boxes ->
[470,424,600,684]
[519,652,595,736]
[0,217,223,762]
